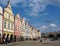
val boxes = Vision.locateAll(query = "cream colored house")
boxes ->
[30,26,33,39]
[3,1,14,40]
[28,25,32,39]
[32,28,41,39]
[35,30,41,39]
[32,28,36,39]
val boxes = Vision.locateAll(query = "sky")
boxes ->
[0,0,60,33]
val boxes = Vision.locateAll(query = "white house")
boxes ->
[0,6,3,38]
[0,6,3,43]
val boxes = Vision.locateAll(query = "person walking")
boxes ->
[40,38,43,43]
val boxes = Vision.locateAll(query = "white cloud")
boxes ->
[0,0,60,16]
[0,0,48,16]
[39,25,47,32]
[0,0,27,7]
[49,23,57,27]
[42,25,47,29]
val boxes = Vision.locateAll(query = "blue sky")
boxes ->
[0,0,60,33]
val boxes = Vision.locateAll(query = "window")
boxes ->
[15,26,17,30]
[8,22,10,29]
[0,33,1,38]
[10,23,12,30]
[4,21,6,28]
[8,15,10,19]
[11,23,14,30]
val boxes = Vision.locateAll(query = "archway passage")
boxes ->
[10,34,13,42]
[0,33,1,43]
[2,33,6,43]
[7,34,9,39]
[6,34,10,43]
[57,34,60,38]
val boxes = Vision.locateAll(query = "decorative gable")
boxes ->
[4,0,14,16]
[16,13,20,19]
[6,0,11,9]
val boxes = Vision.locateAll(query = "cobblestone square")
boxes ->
[0,40,60,46]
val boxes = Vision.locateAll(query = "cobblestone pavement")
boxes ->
[0,40,60,46]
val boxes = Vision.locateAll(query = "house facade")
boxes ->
[25,22,31,39]
[0,6,3,43]
[14,14,21,41]
[20,18,26,39]
[3,1,14,42]
[0,0,41,42]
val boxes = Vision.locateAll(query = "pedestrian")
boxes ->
[40,38,42,43]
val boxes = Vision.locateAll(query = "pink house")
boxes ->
[14,14,21,41]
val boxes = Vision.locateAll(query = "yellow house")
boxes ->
[3,1,14,41]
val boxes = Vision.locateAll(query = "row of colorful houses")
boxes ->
[0,1,41,43]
